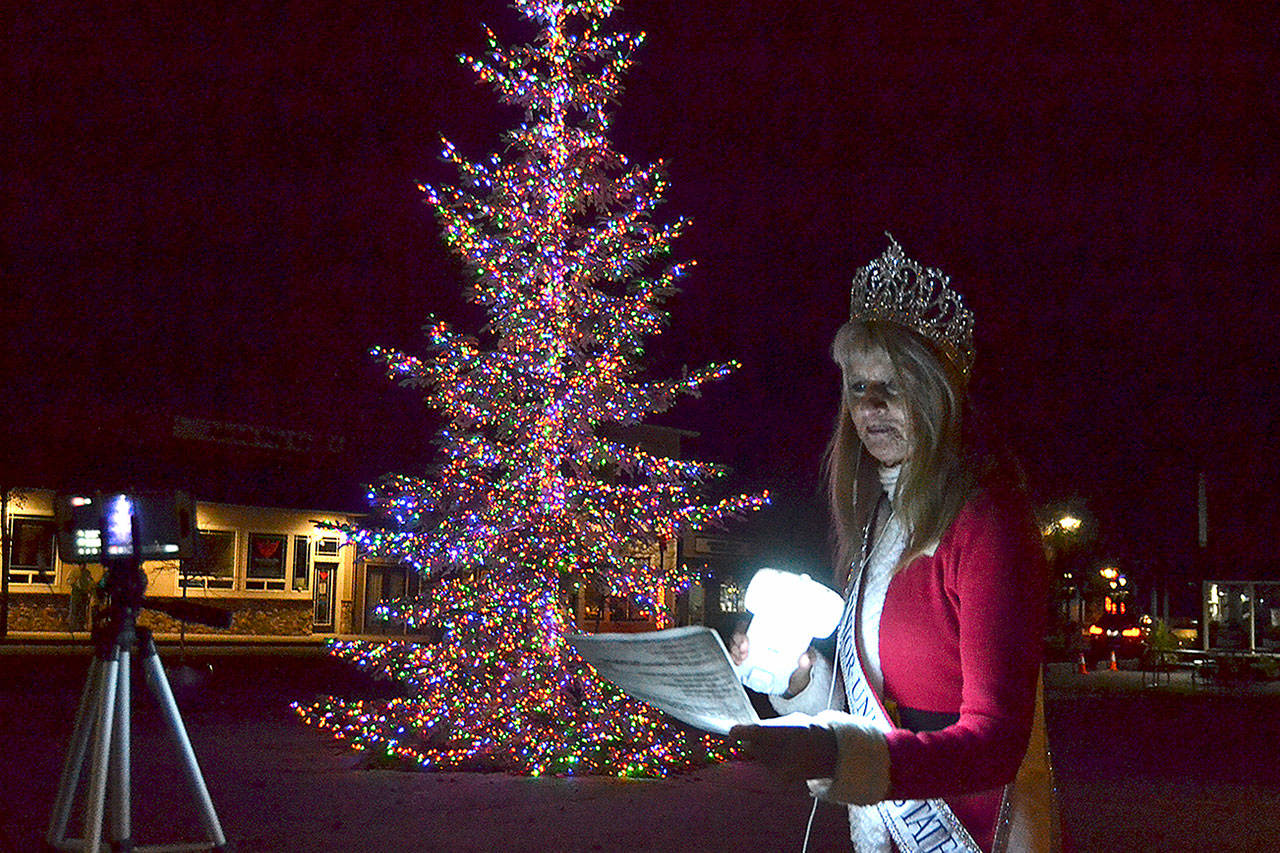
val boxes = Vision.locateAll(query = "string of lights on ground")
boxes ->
[295,0,766,777]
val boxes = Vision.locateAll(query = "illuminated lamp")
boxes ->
[737,568,844,695]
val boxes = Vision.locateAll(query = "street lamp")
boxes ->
[1099,565,1131,614]
[1039,502,1099,633]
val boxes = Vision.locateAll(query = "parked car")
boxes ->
[1085,612,1148,667]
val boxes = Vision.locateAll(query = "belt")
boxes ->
[897,705,960,733]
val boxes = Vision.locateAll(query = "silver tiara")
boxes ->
[848,234,975,375]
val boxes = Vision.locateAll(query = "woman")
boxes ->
[730,236,1060,852]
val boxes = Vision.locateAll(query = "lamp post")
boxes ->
[1042,512,1090,625]
[1040,501,1104,640]
[1099,565,1131,615]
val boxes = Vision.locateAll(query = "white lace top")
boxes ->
[857,465,908,699]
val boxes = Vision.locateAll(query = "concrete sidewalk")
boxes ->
[1044,658,1280,696]
[2,688,852,851]
[3,653,1279,851]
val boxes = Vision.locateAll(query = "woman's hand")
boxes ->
[729,722,838,781]
[786,647,817,697]
[728,629,750,666]
[729,630,819,697]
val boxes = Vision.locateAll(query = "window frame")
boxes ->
[291,534,311,592]
[244,532,289,591]
[182,528,238,591]
[6,515,58,585]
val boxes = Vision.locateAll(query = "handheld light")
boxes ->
[736,568,844,695]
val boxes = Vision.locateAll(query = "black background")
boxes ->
[8,0,1279,575]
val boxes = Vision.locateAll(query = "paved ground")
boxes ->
[2,646,1278,852]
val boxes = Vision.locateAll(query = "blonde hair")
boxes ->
[824,320,977,586]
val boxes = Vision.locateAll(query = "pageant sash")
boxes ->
[839,563,983,853]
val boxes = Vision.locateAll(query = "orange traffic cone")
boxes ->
[1108,650,1118,671]
[1077,653,1088,675]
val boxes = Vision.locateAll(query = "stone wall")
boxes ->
[5,593,84,632]
[139,598,314,636]
[6,593,316,636]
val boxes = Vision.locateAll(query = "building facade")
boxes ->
[2,488,755,641]
[2,489,357,638]
[1203,580,1280,653]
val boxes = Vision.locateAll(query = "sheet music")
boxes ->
[569,625,759,735]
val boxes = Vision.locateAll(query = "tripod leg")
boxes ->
[139,632,228,849]
[47,657,105,846]
[83,654,121,853]
[109,646,133,850]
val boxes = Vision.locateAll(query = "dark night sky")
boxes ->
[8,0,1280,573]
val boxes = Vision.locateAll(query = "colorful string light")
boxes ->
[297,0,766,777]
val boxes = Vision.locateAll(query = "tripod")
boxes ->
[46,557,228,852]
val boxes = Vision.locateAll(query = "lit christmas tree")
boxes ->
[296,0,767,777]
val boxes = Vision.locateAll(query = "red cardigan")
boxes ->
[878,488,1047,850]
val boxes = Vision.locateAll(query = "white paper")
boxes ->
[569,625,760,735]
